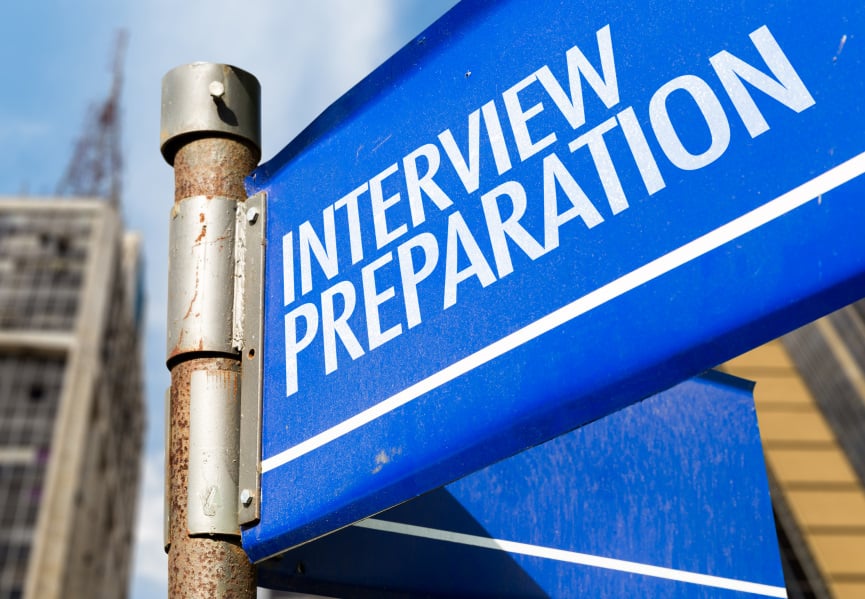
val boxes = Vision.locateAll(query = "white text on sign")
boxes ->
[280,24,814,397]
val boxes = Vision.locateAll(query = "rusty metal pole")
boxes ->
[160,63,261,598]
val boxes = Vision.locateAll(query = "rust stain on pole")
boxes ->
[167,137,258,597]
[168,358,255,598]
[165,87,259,599]
[174,138,257,204]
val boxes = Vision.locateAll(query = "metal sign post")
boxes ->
[161,63,261,598]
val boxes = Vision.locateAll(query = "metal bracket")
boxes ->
[188,369,241,536]
[237,192,265,526]
[167,195,239,362]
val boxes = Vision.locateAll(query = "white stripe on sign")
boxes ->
[355,518,789,598]
[262,150,865,474]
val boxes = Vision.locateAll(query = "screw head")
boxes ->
[240,489,253,507]
[246,207,259,225]
[208,80,225,99]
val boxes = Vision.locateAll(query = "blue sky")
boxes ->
[0,2,456,596]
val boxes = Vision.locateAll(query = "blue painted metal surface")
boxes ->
[243,0,865,560]
[257,372,787,597]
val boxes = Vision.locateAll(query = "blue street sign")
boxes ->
[257,373,787,598]
[242,0,865,560]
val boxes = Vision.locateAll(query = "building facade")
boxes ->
[0,198,145,599]
[725,302,865,599]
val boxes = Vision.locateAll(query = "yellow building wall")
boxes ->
[725,339,865,599]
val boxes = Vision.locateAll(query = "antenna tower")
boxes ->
[56,30,128,207]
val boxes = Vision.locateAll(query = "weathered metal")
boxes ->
[187,368,242,535]
[236,192,266,526]
[173,137,257,203]
[167,195,238,361]
[161,62,261,166]
[163,63,260,598]
[168,359,255,598]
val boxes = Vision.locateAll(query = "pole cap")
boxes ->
[160,62,261,165]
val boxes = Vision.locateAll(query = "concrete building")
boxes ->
[0,198,145,599]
